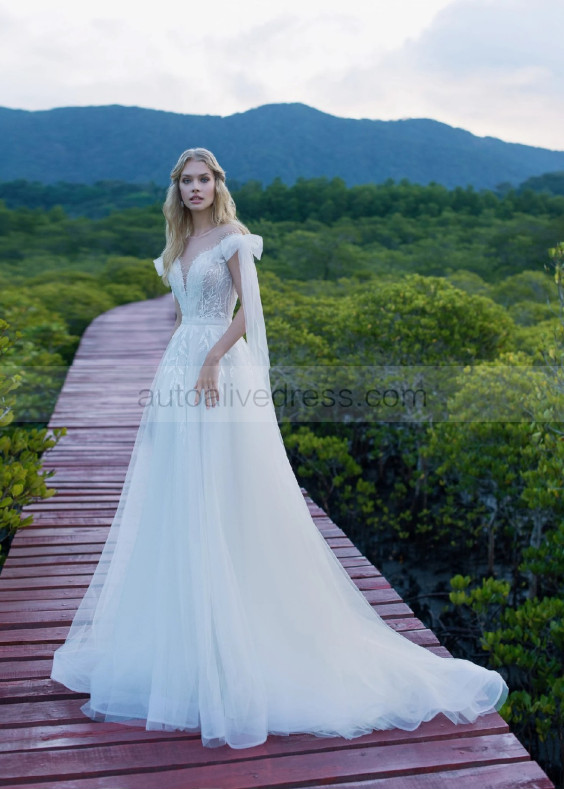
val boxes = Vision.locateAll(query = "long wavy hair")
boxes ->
[158,147,249,283]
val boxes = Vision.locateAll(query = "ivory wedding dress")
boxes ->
[51,223,508,749]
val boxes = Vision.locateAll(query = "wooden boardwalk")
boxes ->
[0,294,553,789]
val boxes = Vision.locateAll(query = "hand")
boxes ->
[194,356,221,409]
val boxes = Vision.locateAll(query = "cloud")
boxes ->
[405,0,562,77]
[310,0,564,148]
[401,0,564,147]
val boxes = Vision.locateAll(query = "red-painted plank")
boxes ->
[1,564,101,579]
[0,627,70,645]
[0,577,91,591]
[0,734,530,789]
[0,587,94,602]
[0,598,82,612]
[13,528,111,542]
[0,660,55,679]
[10,542,106,564]
[0,713,509,755]
[306,761,553,788]
[0,678,85,702]
[5,554,102,567]
[0,643,61,660]
[339,556,374,568]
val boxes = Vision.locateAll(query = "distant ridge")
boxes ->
[1,102,563,190]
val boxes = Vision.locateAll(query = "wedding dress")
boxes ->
[51,223,508,750]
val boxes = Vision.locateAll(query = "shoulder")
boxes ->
[220,228,263,262]
[218,221,244,236]
[217,222,244,247]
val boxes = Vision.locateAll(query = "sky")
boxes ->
[1,0,563,150]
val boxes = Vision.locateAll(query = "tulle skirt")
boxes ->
[51,317,508,749]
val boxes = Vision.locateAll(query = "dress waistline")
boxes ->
[181,316,231,326]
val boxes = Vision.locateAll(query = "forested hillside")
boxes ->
[1,177,563,784]
[2,103,564,189]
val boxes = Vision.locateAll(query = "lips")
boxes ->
[190,197,203,203]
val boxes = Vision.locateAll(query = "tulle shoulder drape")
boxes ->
[220,233,271,393]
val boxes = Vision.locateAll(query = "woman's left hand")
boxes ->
[194,356,220,408]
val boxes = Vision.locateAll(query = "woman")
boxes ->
[51,147,508,750]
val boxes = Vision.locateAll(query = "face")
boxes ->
[179,160,216,214]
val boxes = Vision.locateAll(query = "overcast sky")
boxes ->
[1,0,562,150]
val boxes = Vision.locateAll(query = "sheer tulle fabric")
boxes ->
[51,229,508,749]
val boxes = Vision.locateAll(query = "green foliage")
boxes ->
[425,357,564,575]
[336,275,515,364]
[1,178,562,290]
[100,256,168,299]
[28,283,111,336]
[280,424,378,547]
[0,288,79,421]
[0,319,65,567]
[0,179,165,218]
[441,242,564,785]
[519,171,564,196]
[449,575,564,782]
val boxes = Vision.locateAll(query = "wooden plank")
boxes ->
[13,528,111,542]
[0,611,78,629]
[0,577,91,591]
[306,761,554,788]
[1,564,101,579]
[5,553,102,567]
[0,660,56,679]
[0,678,85,702]
[8,544,106,556]
[0,643,62,660]
[348,577,388,590]
[0,627,71,645]
[0,734,530,789]
[0,597,82,612]
[0,713,508,755]
[0,588,85,603]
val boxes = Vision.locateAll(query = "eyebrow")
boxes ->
[181,172,211,177]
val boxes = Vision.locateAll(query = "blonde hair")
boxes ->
[159,147,249,283]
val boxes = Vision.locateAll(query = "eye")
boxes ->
[181,177,191,183]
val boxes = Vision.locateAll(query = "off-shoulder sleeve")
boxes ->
[153,256,164,276]
[221,233,270,389]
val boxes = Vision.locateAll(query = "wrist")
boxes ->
[205,350,221,365]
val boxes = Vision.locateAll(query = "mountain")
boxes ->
[1,103,563,190]
[518,171,564,196]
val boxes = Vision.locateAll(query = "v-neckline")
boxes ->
[176,232,241,291]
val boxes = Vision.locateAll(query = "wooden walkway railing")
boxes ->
[0,293,554,789]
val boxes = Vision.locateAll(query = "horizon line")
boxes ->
[0,101,562,154]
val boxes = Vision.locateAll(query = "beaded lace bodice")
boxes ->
[158,224,243,322]
[153,225,270,385]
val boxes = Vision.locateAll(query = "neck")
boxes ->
[190,208,215,236]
